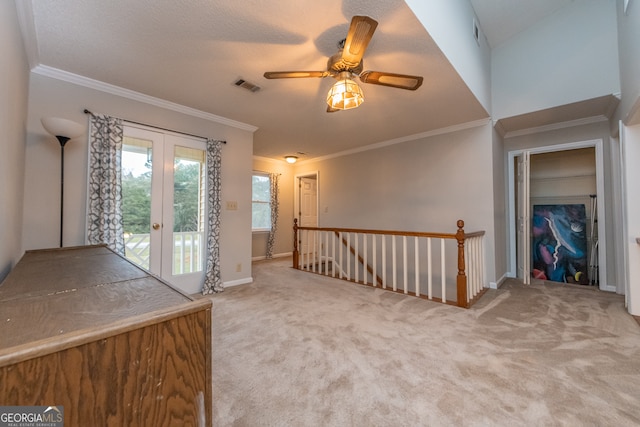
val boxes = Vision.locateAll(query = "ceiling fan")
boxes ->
[263,15,424,112]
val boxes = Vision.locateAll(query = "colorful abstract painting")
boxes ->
[532,204,589,284]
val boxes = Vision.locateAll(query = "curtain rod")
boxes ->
[254,170,282,176]
[83,109,226,143]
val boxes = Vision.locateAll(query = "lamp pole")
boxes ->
[41,117,84,249]
[55,135,71,248]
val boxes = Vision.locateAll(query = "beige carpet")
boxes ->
[208,257,640,426]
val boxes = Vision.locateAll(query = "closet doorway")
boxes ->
[508,139,611,291]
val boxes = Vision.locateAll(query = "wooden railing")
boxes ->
[292,220,486,308]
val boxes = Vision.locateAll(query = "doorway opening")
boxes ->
[508,139,611,291]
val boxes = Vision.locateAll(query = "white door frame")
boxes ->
[122,125,207,294]
[507,138,612,291]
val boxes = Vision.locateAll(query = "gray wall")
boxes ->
[0,1,30,282]
[294,122,498,285]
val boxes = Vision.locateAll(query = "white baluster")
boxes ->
[392,235,397,292]
[312,230,317,273]
[441,239,446,303]
[427,237,432,299]
[382,235,387,289]
[339,232,343,279]
[415,236,420,297]
[332,232,336,277]
[355,233,359,283]
[403,235,408,294]
[372,234,377,287]
[479,236,485,294]
[346,232,351,280]
[324,232,329,276]
[363,234,368,285]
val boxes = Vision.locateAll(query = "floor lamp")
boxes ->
[41,117,85,248]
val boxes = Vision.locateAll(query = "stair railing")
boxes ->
[292,219,486,308]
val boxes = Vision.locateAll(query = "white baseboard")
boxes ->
[223,277,253,288]
[252,252,293,262]
[489,273,511,289]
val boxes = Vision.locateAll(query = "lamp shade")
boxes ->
[41,117,84,139]
[326,72,364,110]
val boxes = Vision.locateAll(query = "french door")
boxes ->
[121,126,207,293]
[516,152,531,285]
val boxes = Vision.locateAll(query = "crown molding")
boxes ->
[501,115,608,139]
[299,118,491,164]
[625,96,640,126]
[31,65,258,133]
[253,155,288,165]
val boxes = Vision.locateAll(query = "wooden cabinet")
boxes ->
[0,245,212,426]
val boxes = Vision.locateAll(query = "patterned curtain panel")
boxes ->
[87,114,125,255]
[203,139,224,294]
[266,172,279,259]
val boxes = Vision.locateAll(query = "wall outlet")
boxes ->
[226,201,238,210]
[236,263,242,272]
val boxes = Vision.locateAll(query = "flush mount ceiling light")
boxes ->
[285,156,298,164]
[326,71,364,110]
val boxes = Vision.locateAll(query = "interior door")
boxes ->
[122,126,207,294]
[298,175,318,266]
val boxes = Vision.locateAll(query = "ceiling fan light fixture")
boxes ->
[326,72,364,110]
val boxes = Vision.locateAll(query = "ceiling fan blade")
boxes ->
[359,71,424,90]
[340,16,378,69]
[263,71,329,79]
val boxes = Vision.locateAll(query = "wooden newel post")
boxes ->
[455,219,469,308]
[293,218,299,269]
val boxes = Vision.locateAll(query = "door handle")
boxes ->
[152,223,161,230]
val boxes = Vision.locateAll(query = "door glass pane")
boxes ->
[122,137,153,269]
[252,174,271,230]
[172,145,206,275]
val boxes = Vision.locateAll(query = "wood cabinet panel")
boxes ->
[0,246,212,426]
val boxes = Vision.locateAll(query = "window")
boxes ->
[252,173,271,231]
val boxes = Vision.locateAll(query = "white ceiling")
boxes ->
[18,0,578,161]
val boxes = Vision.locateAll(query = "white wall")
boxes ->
[492,127,508,283]
[616,0,640,125]
[0,1,30,282]
[294,122,497,285]
[492,0,620,120]
[617,0,640,315]
[23,72,255,288]
[405,0,492,113]
[621,123,640,314]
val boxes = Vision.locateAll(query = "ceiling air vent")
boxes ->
[234,78,261,93]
